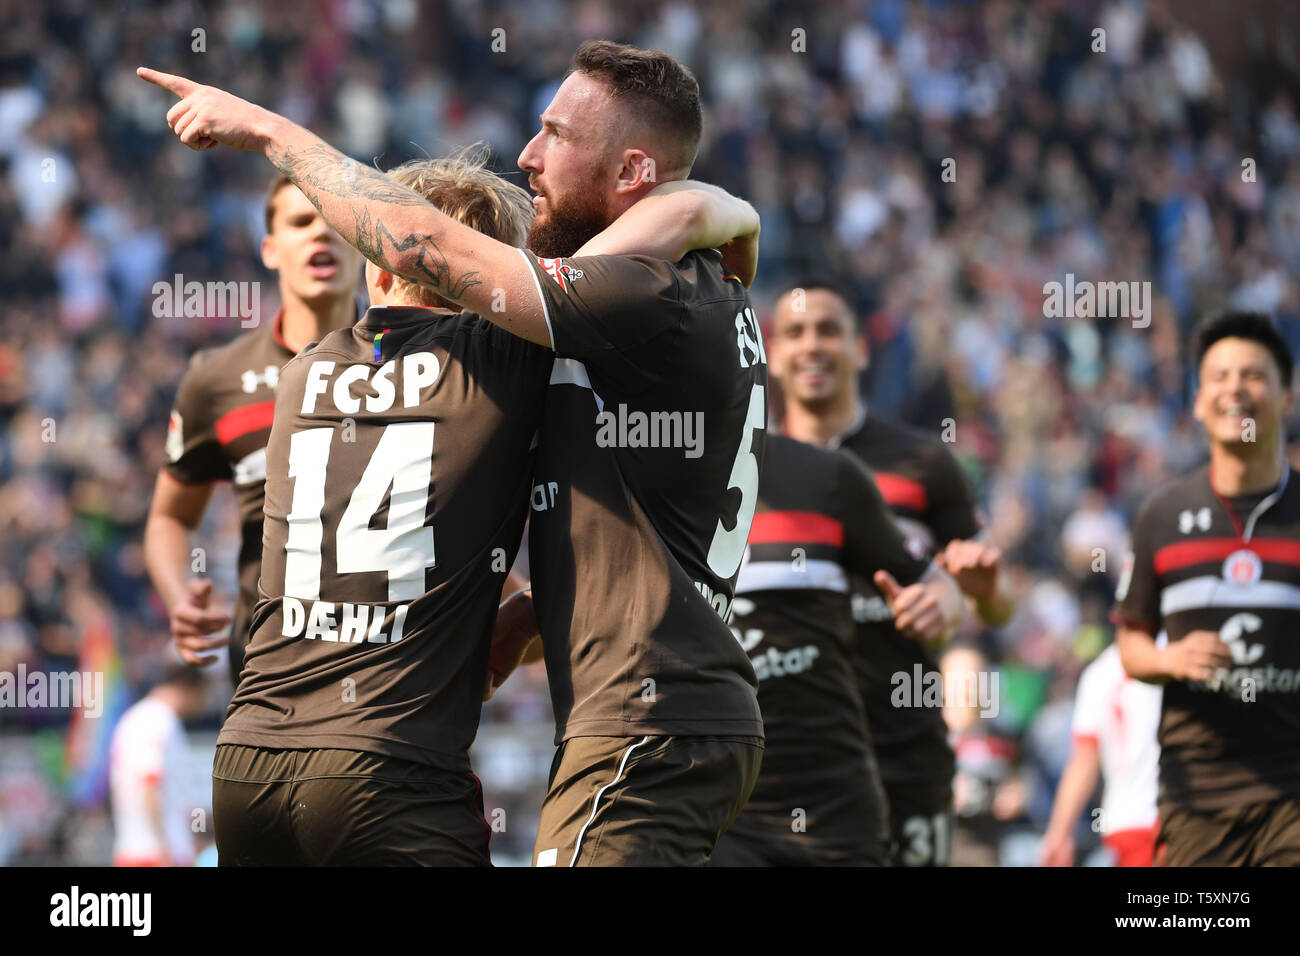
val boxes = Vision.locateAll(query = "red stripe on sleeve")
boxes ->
[748,511,845,548]
[873,472,928,512]
[215,400,275,446]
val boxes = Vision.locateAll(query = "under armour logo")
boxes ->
[1178,507,1211,534]
[241,365,279,394]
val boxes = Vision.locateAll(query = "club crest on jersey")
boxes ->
[242,365,279,394]
[538,258,583,292]
[1222,549,1262,587]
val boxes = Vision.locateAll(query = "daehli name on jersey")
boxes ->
[281,596,411,645]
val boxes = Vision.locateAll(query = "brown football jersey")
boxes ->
[1114,464,1300,811]
[833,410,980,787]
[164,313,300,680]
[521,249,766,742]
[217,305,553,770]
[725,434,929,863]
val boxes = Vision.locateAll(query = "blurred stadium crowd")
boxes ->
[1,0,1299,865]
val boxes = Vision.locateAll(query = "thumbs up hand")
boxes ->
[875,570,948,645]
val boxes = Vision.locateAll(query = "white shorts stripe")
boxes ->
[569,735,652,867]
[1160,575,1300,616]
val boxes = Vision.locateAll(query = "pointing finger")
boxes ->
[137,66,197,98]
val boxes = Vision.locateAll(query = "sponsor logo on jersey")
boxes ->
[729,608,820,681]
[1222,549,1263,587]
[852,592,894,623]
[1190,612,1300,696]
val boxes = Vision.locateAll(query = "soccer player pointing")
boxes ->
[142,42,769,866]
[1115,312,1300,866]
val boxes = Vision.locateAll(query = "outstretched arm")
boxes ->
[139,67,552,344]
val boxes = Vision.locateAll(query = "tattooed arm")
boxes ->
[137,67,552,345]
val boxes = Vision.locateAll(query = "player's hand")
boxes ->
[136,67,274,153]
[875,570,947,644]
[1160,630,1233,682]
[718,226,759,289]
[937,539,1001,602]
[170,578,230,667]
[1038,828,1075,867]
[484,590,540,701]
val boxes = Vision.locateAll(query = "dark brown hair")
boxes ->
[1195,311,1294,388]
[264,173,295,234]
[572,40,702,175]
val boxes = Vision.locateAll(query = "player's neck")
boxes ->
[1208,441,1284,497]
[278,294,356,353]
[781,396,859,447]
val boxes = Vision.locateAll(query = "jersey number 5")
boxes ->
[283,423,436,602]
[706,383,766,579]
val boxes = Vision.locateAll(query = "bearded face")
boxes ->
[526,177,614,258]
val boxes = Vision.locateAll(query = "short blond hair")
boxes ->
[384,145,534,308]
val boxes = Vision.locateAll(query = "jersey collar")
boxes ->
[826,400,869,450]
[271,307,291,354]
[1208,459,1290,542]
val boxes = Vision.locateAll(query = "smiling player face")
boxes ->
[1194,337,1293,452]
[769,288,867,412]
[260,185,363,308]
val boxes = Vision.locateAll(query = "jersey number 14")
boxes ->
[283,422,436,603]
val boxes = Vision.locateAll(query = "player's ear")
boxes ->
[261,233,280,272]
[1191,381,1209,425]
[856,332,869,372]
[615,148,653,195]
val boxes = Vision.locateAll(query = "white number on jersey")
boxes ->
[284,423,437,602]
[707,383,766,579]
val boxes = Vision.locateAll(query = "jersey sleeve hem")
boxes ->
[1109,611,1157,632]
[517,247,555,351]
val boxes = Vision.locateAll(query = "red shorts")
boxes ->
[1102,826,1157,867]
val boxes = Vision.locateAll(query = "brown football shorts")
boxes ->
[212,744,491,866]
[884,778,955,866]
[1157,798,1300,866]
[532,734,763,867]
